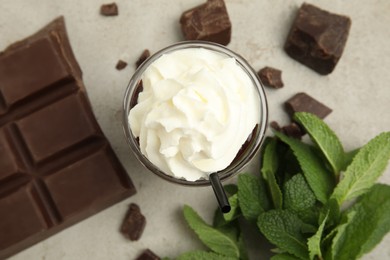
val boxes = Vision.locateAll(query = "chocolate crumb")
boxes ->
[120,203,146,241]
[258,67,284,89]
[270,121,282,132]
[136,49,151,68]
[136,249,161,260]
[100,3,118,16]
[285,92,332,119]
[116,60,127,70]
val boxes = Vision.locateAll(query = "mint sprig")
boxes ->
[171,112,390,260]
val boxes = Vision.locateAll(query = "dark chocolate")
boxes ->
[116,59,127,70]
[0,17,135,259]
[258,67,284,89]
[100,3,118,16]
[136,49,150,69]
[270,121,282,132]
[120,203,146,241]
[136,249,161,260]
[180,0,232,46]
[285,92,332,119]
[284,3,351,75]
[282,122,304,139]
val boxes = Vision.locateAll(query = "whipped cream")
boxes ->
[129,48,260,181]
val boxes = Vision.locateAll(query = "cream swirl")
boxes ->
[129,48,260,181]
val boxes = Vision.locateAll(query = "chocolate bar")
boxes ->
[180,0,232,46]
[0,17,135,258]
[284,3,351,75]
[257,67,284,89]
[285,92,332,119]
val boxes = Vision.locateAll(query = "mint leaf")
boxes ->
[224,184,238,196]
[307,212,328,260]
[331,184,390,259]
[176,250,237,260]
[341,148,360,171]
[238,173,269,221]
[275,132,334,204]
[331,132,390,204]
[257,210,309,259]
[183,205,240,258]
[294,112,345,175]
[261,138,283,209]
[223,194,240,222]
[271,253,300,260]
[284,174,316,213]
[238,232,249,260]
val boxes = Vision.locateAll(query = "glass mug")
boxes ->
[122,41,268,187]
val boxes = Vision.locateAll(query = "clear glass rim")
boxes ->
[122,40,268,186]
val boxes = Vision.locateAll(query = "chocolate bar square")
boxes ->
[284,3,351,75]
[0,17,135,259]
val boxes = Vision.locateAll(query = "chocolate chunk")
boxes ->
[116,59,127,70]
[136,49,150,68]
[285,92,332,119]
[120,203,146,241]
[282,122,304,139]
[270,121,282,132]
[284,3,351,75]
[180,0,232,45]
[100,3,118,16]
[0,17,135,259]
[136,249,161,260]
[258,67,284,89]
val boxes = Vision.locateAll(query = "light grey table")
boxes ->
[1,0,389,259]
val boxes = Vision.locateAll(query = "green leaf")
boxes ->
[183,205,240,258]
[237,232,249,260]
[223,194,240,222]
[224,184,238,196]
[237,173,269,221]
[261,137,279,179]
[294,112,345,175]
[257,210,309,259]
[284,174,316,213]
[275,132,334,204]
[331,184,390,259]
[307,212,328,260]
[331,132,390,204]
[176,250,237,260]
[341,148,360,171]
[271,253,300,260]
[261,138,283,209]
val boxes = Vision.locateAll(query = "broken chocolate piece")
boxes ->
[120,203,146,241]
[270,121,282,132]
[136,49,150,68]
[100,3,118,16]
[285,92,332,119]
[284,3,351,75]
[116,60,127,70]
[0,17,135,259]
[258,67,284,89]
[136,249,161,260]
[282,122,304,139]
[180,0,232,45]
